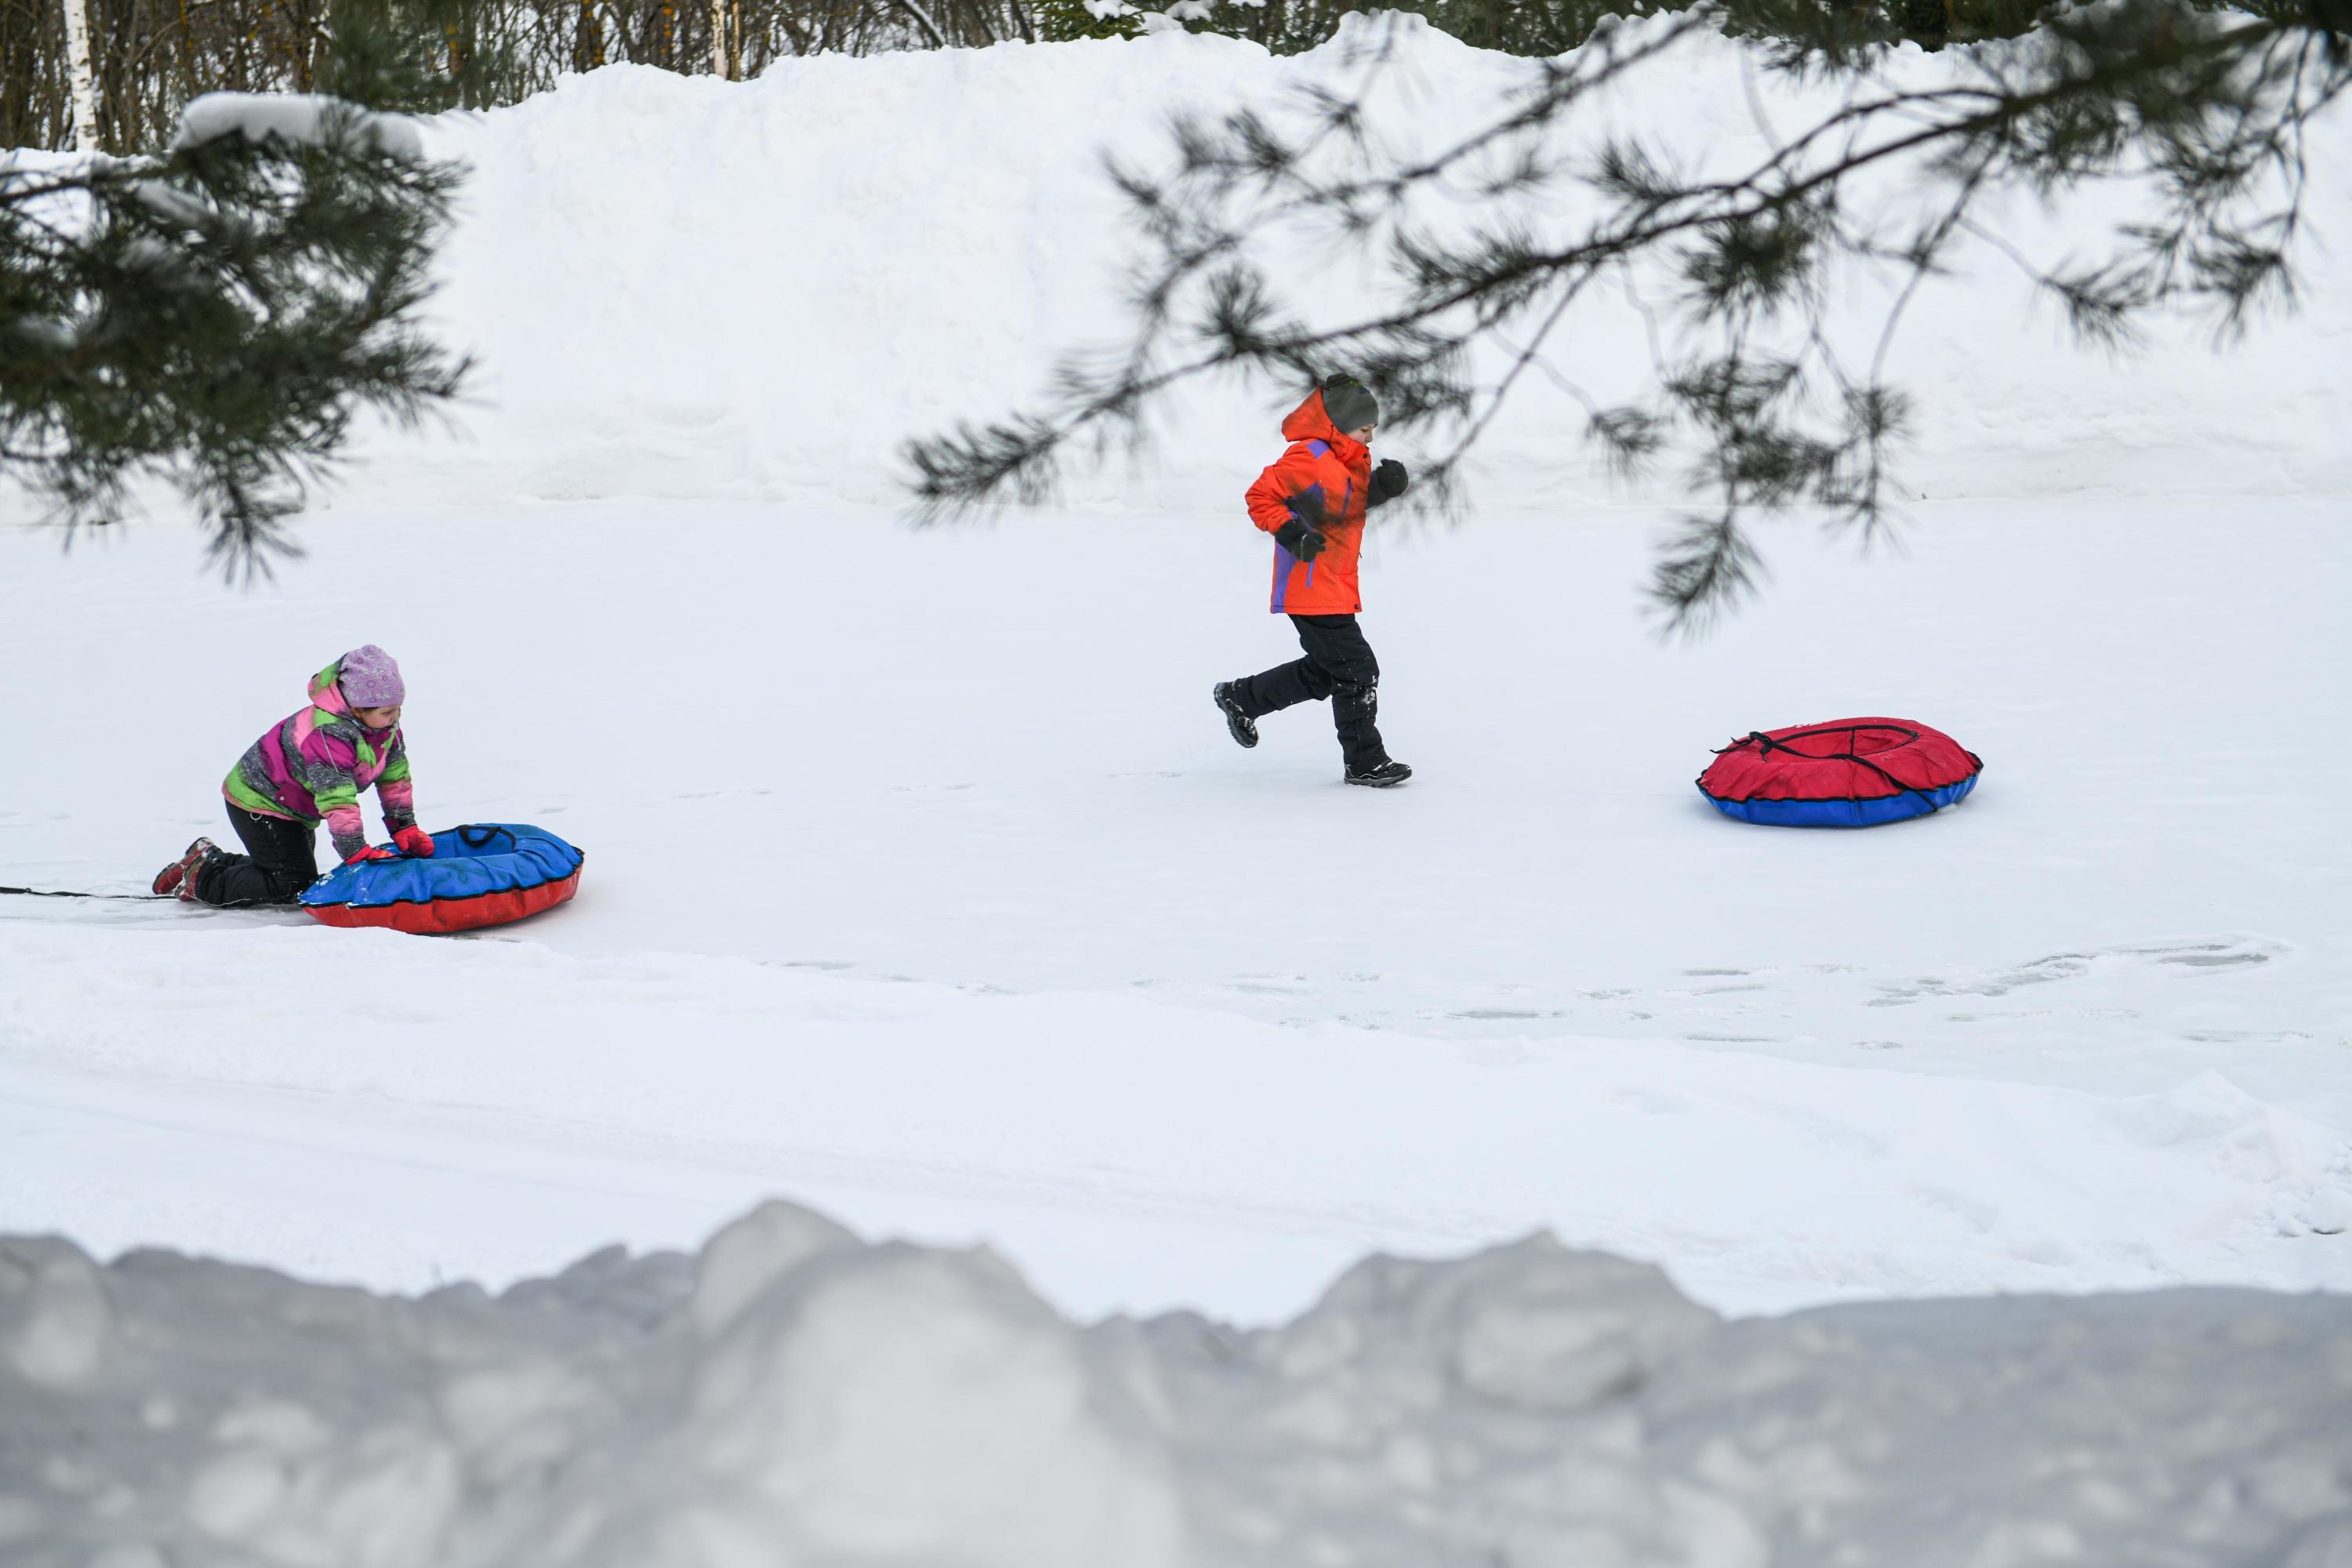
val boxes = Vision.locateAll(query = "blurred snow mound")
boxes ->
[7,1199,2350,1567]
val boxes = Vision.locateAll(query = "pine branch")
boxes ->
[906,1,2348,631]
[1,71,469,577]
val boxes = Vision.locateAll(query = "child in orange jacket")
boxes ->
[1213,375,1413,786]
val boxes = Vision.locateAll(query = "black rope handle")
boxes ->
[0,885,164,901]
[456,824,518,850]
[1716,723,1922,757]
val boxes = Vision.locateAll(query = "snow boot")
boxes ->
[1213,681,1258,749]
[152,837,221,899]
[1345,760,1414,788]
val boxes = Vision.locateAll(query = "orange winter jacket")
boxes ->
[1246,388,1374,615]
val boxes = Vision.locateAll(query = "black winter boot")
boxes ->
[1345,760,1413,788]
[1212,682,1259,749]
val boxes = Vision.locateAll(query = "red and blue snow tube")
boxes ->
[1697,718,1983,828]
[299,822,584,935]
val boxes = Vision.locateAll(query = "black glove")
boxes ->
[1274,517,1327,561]
[1369,459,1410,506]
[1276,487,1332,558]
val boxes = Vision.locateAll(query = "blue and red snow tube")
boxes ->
[299,822,584,935]
[1697,718,1983,827]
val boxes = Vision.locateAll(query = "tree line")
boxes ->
[8,0,2056,154]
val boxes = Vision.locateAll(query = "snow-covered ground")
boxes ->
[5,498,2349,1327]
[4,12,2351,1564]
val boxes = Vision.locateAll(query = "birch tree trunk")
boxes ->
[60,0,100,152]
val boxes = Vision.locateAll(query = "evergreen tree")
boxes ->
[0,39,467,575]
[905,0,2350,630]
[1036,0,1145,41]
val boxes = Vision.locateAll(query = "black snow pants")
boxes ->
[191,802,322,906]
[1229,613,1388,771]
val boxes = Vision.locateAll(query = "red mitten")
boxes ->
[394,826,436,858]
[343,844,399,866]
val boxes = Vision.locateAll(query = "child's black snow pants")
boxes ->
[1230,613,1388,771]
[191,803,321,906]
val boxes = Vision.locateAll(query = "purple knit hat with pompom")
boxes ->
[336,644,405,709]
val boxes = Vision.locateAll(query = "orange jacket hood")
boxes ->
[1279,390,1370,467]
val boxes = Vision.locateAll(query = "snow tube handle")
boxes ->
[456,823,518,851]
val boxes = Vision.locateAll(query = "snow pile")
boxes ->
[172,93,427,160]
[5,1201,2349,1568]
[350,16,2352,515]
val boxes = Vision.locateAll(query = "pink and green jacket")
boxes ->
[223,657,418,862]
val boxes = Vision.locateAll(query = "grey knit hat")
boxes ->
[336,644,405,708]
[1319,375,1380,434]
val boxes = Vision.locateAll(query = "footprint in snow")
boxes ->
[1873,935,2288,1005]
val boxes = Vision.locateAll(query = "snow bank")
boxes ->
[172,93,427,160]
[4,1202,2348,1568]
[351,16,2352,514]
